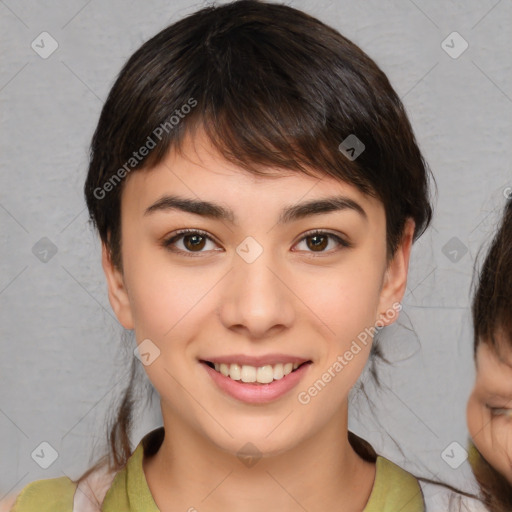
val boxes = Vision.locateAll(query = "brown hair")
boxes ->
[469,198,512,510]
[472,198,512,358]
[468,440,512,512]
[80,0,433,493]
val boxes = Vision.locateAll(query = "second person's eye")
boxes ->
[486,405,512,418]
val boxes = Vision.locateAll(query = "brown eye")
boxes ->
[183,234,206,251]
[306,234,329,251]
[294,230,351,254]
[162,229,219,256]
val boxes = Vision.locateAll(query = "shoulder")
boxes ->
[365,456,424,511]
[375,456,421,487]
[347,433,424,511]
[419,480,489,512]
[4,476,76,512]
[4,463,119,512]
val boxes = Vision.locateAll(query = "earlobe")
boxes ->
[376,218,415,326]
[101,243,134,330]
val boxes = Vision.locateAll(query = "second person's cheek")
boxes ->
[504,427,512,464]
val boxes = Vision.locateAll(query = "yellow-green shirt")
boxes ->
[10,427,425,511]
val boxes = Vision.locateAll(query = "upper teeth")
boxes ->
[213,362,301,383]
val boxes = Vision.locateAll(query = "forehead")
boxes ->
[475,340,512,394]
[477,332,512,367]
[121,129,385,221]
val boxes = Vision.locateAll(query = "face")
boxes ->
[102,129,413,457]
[467,337,512,484]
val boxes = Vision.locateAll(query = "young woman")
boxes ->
[467,198,512,511]
[2,1,485,510]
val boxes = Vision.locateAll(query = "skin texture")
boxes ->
[467,338,512,485]
[102,129,415,512]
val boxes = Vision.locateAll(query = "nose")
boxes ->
[217,246,296,339]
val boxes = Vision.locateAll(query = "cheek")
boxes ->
[293,260,383,391]
[299,258,383,341]
[466,392,482,441]
[291,269,379,426]
[484,421,512,480]
[123,245,212,339]
[124,232,385,351]
[468,393,512,474]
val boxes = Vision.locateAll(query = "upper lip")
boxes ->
[201,354,311,367]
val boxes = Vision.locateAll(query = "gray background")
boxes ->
[1,0,511,500]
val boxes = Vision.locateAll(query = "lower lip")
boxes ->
[201,361,312,404]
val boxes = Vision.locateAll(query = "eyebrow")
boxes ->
[488,393,512,400]
[484,393,512,405]
[144,194,367,224]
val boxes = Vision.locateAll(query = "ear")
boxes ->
[101,242,134,330]
[375,218,415,326]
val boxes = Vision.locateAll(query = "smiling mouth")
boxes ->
[201,360,312,384]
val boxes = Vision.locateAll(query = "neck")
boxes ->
[143,399,376,512]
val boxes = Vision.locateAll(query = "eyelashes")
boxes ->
[162,229,218,256]
[161,228,352,257]
[293,229,352,253]
[486,405,512,418]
